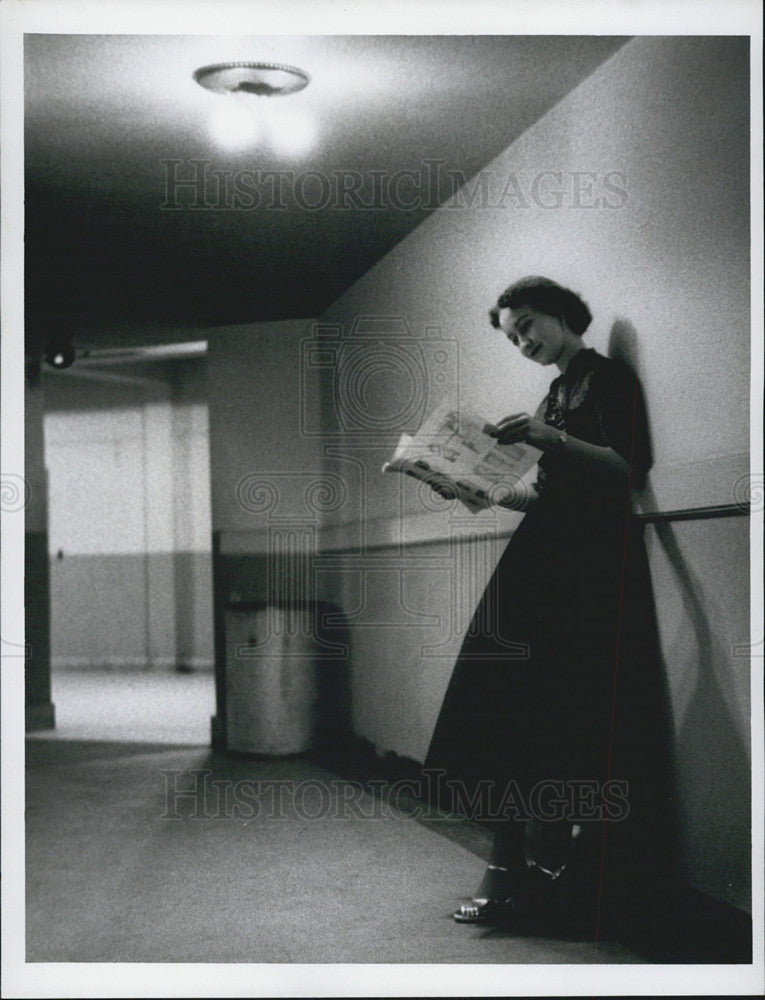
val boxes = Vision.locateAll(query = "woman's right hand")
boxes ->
[486,413,556,450]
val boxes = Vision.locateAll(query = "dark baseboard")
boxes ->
[209,714,227,752]
[25,701,56,732]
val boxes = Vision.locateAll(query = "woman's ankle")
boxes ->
[487,822,526,869]
[475,860,524,900]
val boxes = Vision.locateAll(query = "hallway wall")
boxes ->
[646,515,750,908]
[206,318,327,613]
[207,319,323,541]
[24,372,54,728]
[187,36,750,909]
[206,319,331,744]
[43,359,213,670]
[312,35,751,911]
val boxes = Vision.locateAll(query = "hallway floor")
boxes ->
[26,744,643,964]
[31,666,217,744]
[24,669,647,964]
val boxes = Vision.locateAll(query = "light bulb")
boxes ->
[263,104,317,157]
[208,97,262,151]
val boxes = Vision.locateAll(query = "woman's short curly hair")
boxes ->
[488,276,592,336]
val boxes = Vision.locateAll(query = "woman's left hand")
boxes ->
[486,413,557,450]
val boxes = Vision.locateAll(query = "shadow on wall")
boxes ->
[609,319,751,910]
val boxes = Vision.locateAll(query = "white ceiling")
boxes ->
[24,34,628,348]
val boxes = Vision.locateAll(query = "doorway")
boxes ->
[38,347,214,744]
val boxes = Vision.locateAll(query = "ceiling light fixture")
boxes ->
[44,341,76,369]
[193,62,315,155]
[193,62,311,97]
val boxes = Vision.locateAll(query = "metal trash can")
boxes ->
[225,603,319,755]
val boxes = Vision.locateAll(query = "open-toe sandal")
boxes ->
[452,896,518,924]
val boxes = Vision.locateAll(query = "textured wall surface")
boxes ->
[307,36,751,911]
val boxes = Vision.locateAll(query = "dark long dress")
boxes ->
[424,348,670,868]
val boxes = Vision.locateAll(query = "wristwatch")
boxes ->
[556,430,568,449]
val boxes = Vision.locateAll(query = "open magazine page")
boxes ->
[383,403,541,513]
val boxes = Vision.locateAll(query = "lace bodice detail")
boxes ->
[532,348,651,510]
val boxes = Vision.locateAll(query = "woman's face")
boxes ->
[498,305,567,366]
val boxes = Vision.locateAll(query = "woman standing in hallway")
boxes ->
[424,276,670,926]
